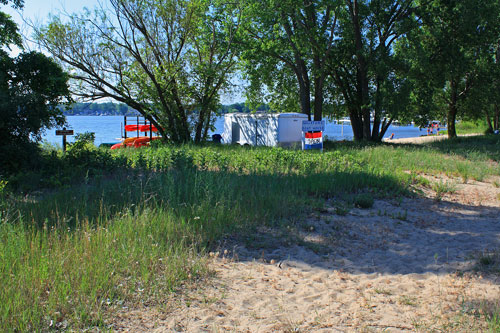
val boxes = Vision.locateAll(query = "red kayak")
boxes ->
[110,136,162,149]
[124,124,140,132]
[139,124,159,132]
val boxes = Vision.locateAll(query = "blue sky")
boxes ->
[3,0,101,54]
[2,0,244,104]
[3,0,101,25]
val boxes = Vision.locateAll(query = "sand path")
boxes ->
[383,133,481,144]
[115,178,500,332]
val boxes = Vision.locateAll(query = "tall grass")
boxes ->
[1,146,407,330]
[1,135,499,330]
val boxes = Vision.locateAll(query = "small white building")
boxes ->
[222,112,308,147]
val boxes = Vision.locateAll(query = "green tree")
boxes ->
[240,0,417,141]
[0,0,22,49]
[327,0,417,141]
[36,0,240,143]
[0,0,71,173]
[458,43,500,133]
[0,50,71,172]
[239,0,338,120]
[405,0,500,138]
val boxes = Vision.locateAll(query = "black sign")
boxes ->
[55,130,74,136]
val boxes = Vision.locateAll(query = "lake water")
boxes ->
[42,116,426,146]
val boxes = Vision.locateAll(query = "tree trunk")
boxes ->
[202,111,211,141]
[194,108,205,143]
[195,96,210,143]
[371,77,382,140]
[379,118,393,141]
[485,109,494,133]
[350,0,371,140]
[447,109,457,138]
[295,63,312,120]
[349,110,364,141]
[494,104,499,130]
[313,75,324,121]
[447,79,458,138]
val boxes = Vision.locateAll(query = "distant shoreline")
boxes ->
[63,114,137,116]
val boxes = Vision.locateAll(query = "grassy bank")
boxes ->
[440,119,491,135]
[1,135,500,330]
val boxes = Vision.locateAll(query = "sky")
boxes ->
[1,0,244,104]
[3,0,101,54]
[3,0,101,25]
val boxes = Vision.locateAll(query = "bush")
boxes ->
[0,51,71,174]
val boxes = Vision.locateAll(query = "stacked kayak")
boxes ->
[110,136,161,149]
[124,124,159,132]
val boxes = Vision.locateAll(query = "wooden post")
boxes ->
[63,130,67,152]
[136,116,139,137]
[56,128,74,153]
[124,116,127,139]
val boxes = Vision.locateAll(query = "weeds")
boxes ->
[399,295,418,306]
[353,193,374,209]
[432,180,457,201]
[474,249,500,274]
[335,205,350,216]
[1,145,408,330]
[393,210,408,221]
[374,288,392,295]
[2,134,500,330]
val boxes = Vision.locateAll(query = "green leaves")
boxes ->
[402,0,500,136]
[0,11,21,49]
[0,51,71,172]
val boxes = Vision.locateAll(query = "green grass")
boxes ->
[1,134,500,330]
[327,135,500,182]
[440,120,490,135]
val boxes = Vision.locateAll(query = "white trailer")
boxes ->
[222,112,308,147]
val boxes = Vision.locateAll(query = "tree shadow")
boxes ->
[9,158,500,284]
[223,189,500,282]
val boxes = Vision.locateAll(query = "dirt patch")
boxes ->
[113,179,500,332]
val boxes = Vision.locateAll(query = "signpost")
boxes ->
[302,120,325,152]
[55,128,74,152]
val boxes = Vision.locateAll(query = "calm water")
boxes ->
[42,116,425,146]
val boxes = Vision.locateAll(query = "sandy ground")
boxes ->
[114,176,500,332]
[383,133,481,144]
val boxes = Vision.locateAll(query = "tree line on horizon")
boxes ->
[62,102,269,116]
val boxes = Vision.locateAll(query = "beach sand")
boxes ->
[383,133,481,144]
[113,174,500,332]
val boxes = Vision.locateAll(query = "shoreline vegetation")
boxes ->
[1,131,500,330]
[62,102,268,117]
